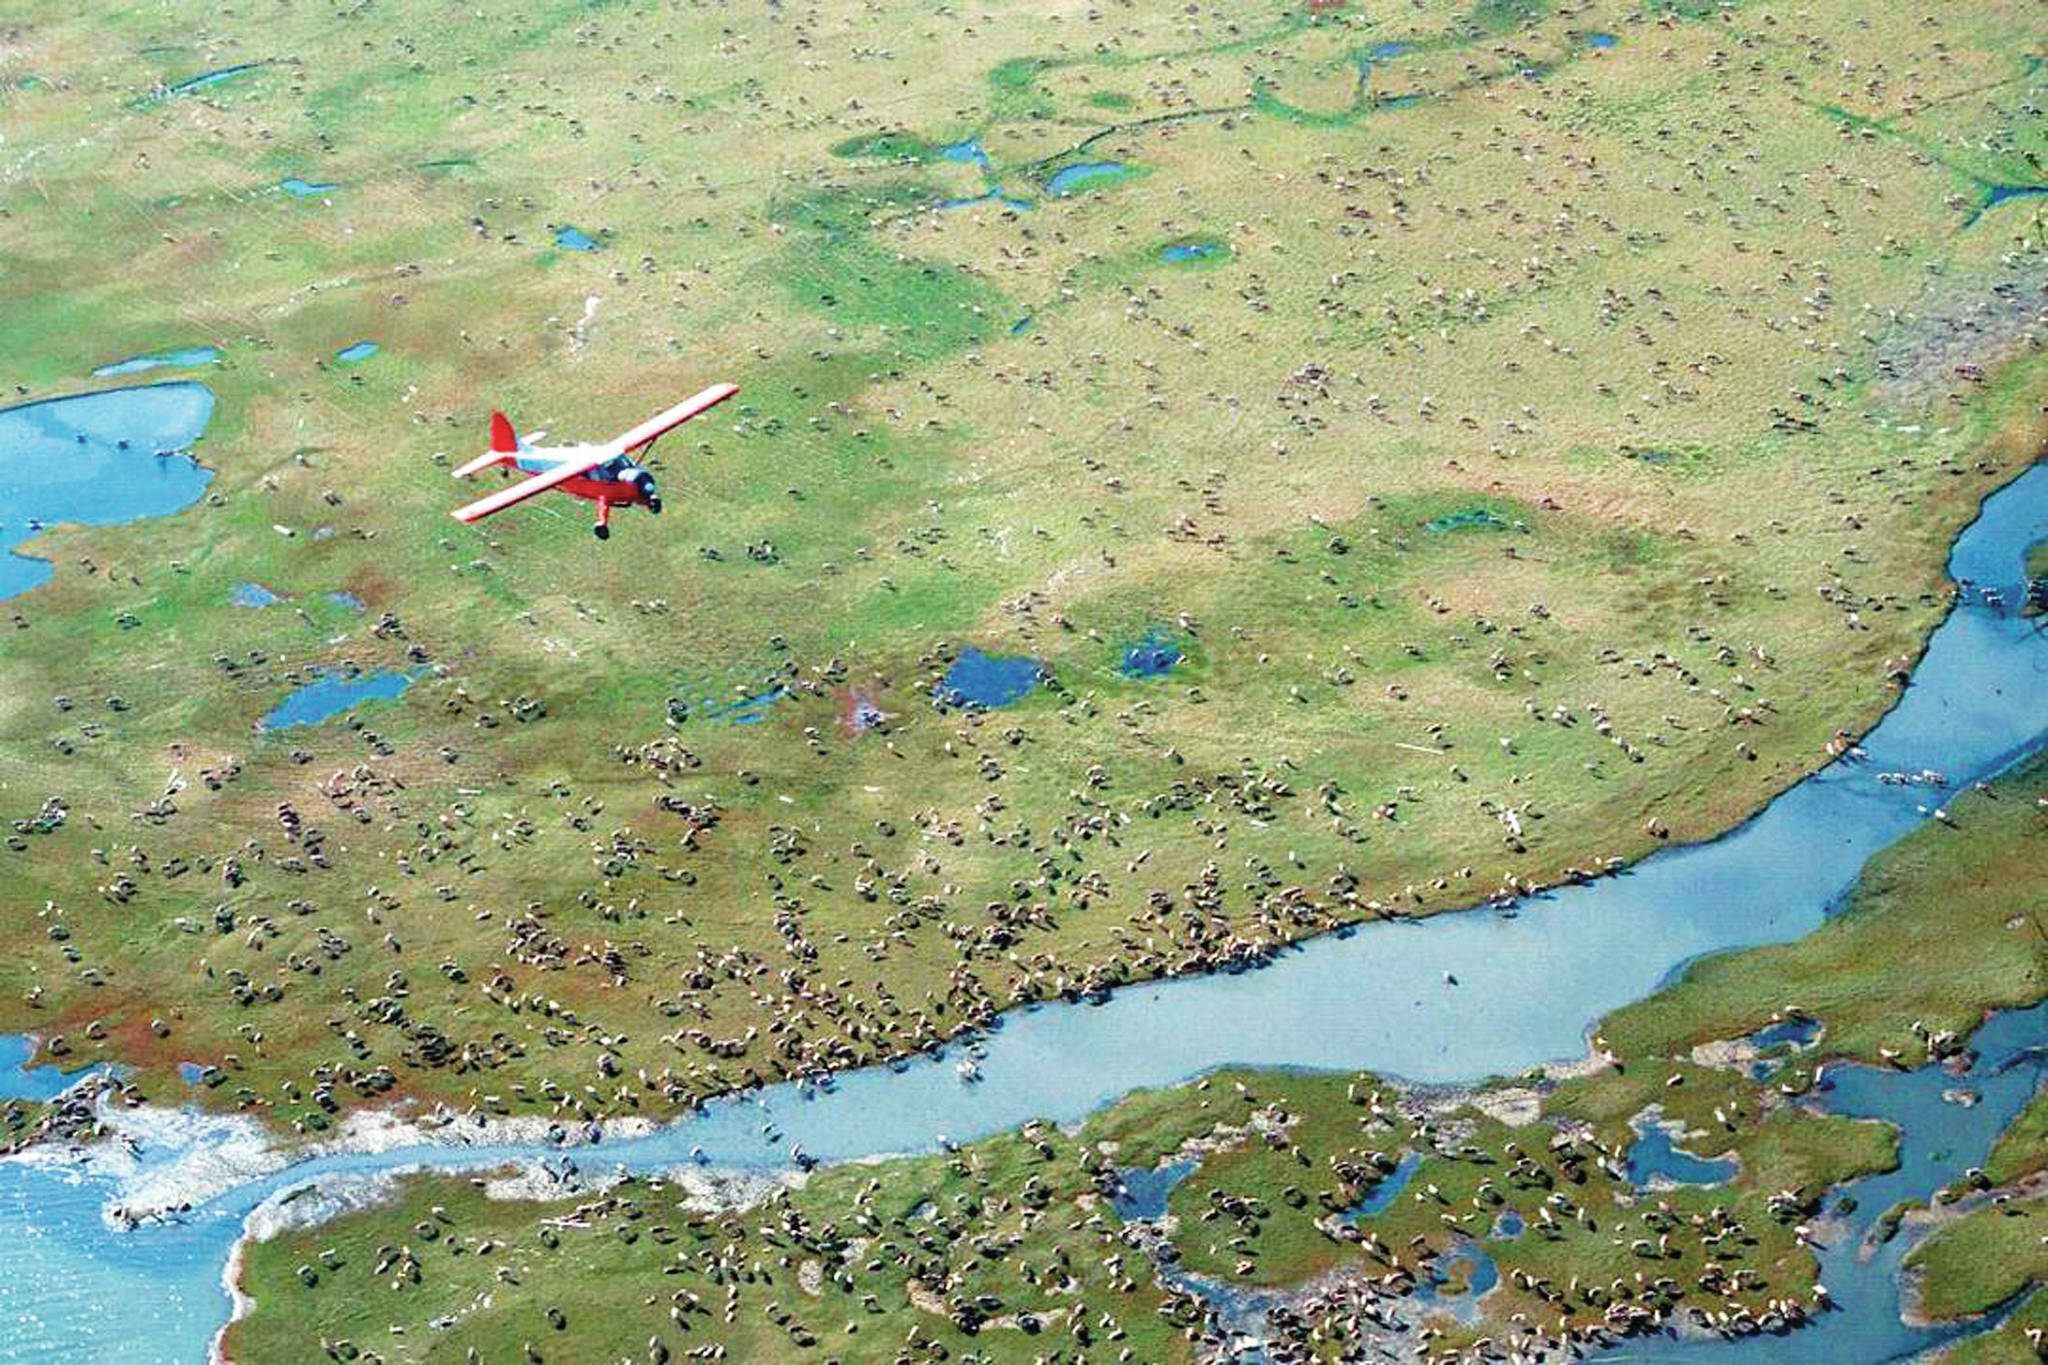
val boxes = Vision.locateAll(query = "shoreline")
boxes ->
[206,1152,800,1363]
[209,1238,251,1365]
[6,448,2042,1157]
[4,435,2041,1365]
[11,664,2048,1362]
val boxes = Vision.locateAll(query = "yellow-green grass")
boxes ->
[1988,1093,2048,1187]
[1944,1290,2048,1365]
[1599,749,2048,1071]
[1909,1197,2048,1322]
[224,1124,1193,1365]
[1,0,2046,1144]
[228,732,2048,1360]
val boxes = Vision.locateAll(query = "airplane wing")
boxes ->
[451,449,504,479]
[450,450,609,523]
[611,383,739,454]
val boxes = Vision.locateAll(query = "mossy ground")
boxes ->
[1945,1291,2048,1365]
[2,0,2045,1351]
[1909,1196,2048,1322]
[228,729,2048,1362]
[3,0,2044,1152]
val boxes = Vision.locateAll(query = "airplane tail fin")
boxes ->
[490,411,518,453]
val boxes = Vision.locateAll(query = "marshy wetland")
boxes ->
[0,0,2045,1360]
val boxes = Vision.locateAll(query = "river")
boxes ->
[0,387,2043,1362]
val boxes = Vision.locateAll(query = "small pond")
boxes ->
[259,669,415,729]
[1626,1121,1737,1187]
[1109,1159,1197,1222]
[92,347,219,378]
[0,382,215,601]
[934,648,1042,708]
[1047,161,1127,196]
[1121,628,1184,678]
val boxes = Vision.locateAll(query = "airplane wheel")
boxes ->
[647,496,663,515]
[593,523,610,541]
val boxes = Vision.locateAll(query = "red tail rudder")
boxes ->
[489,411,517,453]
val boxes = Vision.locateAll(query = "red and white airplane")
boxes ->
[451,382,738,539]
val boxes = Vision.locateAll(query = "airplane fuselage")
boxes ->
[507,447,657,508]
[494,446,659,537]
[450,382,735,539]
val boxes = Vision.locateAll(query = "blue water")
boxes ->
[0,464,2043,1363]
[1966,184,2047,226]
[933,137,1035,211]
[1415,1241,1498,1322]
[165,64,256,95]
[278,178,335,197]
[1110,1159,1196,1221]
[326,590,365,612]
[1010,316,1034,334]
[1121,628,1183,677]
[939,137,990,168]
[258,670,414,728]
[1603,1002,2048,1364]
[554,225,599,251]
[230,582,277,608]
[1343,1149,1421,1219]
[1626,1123,1737,1187]
[333,341,378,363]
[1493,1209,1524,1238]
[1983,184,2048,215]
[1586,31,1619,48]
[1160,242,1220,263]
[696,686,788,726]
[935,647,1042,707]
[0,383,214,601]
[1749,1016,1821,1050]
[1367,41,1412,59]
[1427,506,1509,532]
[176,1064,205,1087]
[937,190,1035,212]
[0,1038,103,1102]
[92,347,219,378]
[1046,162,1126,195]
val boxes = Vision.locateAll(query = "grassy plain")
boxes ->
[1946,1293,2048,1365]
[1909,1196,2048,1322]
[1,0,2044,1357]
[1,0,2043,1146]
[226,727,2048,1361]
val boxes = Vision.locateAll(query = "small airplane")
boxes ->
[450,382,739,538]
